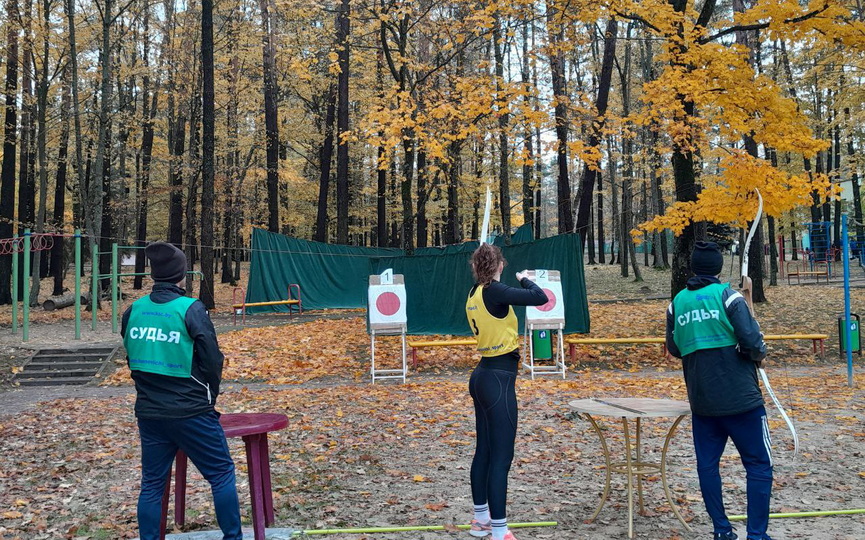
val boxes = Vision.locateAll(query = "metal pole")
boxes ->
[91,240,98,331]
[23,229,30,342]
[111,243,118,333]
[843,214,853,387]
[11,233,17,334]
[74,230,81,339]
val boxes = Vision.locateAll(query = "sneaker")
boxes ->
[715,532,737,540]
[469,519,491,537]
[502,532,518,540]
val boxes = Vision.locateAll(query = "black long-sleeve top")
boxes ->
[470,278,549,368]
[121,282,225,419]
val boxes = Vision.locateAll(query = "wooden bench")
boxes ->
[566,337,668,364]
[407,338,477,368]
[566,334,829,363]
[786,262,829,285]
[763,334,828,357]
[232,284,302,325]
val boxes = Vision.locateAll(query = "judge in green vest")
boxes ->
[121,242,242,540]
[666,241,771,540]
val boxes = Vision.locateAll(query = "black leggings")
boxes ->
[469,359,518,520]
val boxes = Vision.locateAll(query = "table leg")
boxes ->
[260,434,276,525]
[174,450,188,527]
[660,415,692,532]
[622,417,634,539]
[245,434,267,540]
[159,465,172,540]
[635,417,645,515]
[583,413,612,522]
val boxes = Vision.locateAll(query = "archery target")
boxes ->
[368,284,407,325]
[526,270,565,323]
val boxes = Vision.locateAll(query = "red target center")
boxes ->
[537,288,557,312]
[376,292,401,316]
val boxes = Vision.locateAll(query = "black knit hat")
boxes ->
[691,241,724,276]
[145,242,187,284]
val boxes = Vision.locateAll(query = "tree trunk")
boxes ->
[90,0,113,296]
[416,149,428,247]
[521,19,534,235]
[134,11,157,289]
[335,0,350,244]
[546,1,573,234]
[597,170,605,263]
[200,0,215,308]
[31,0,52,306]
[575,18,618,250]
[314,84,336,242]
[51,68,71,296]
[0,0,20,304]
[259,0,280,232]
[846,107,865,247]
[608,137,620,265]
[445,140,462,245]
[493,16,510,242]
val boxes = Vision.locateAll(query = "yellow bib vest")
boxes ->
[466,284,520,357]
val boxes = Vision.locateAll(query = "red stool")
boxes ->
[159,412,289,540]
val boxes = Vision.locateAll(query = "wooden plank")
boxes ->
[232,300,300,308]
[407,339,477,348]
[565,337,665,345]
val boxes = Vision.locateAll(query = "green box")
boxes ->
[532,329,552,359]
[838,314,861,354]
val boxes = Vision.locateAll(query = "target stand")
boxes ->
[522,270,567,380]
[368,273,408,384]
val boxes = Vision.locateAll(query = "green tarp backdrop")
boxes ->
[246,229,403,310]
[246,228,589,335]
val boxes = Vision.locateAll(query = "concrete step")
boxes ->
[26,361,105,370]
[33,354,113,364]
[15,368,101,379]
[16,376,94,386]
[33,348,115,356]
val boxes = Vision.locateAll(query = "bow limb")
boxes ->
[739,188,799,457]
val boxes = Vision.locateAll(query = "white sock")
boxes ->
[473,503,490,523]
[491,518,508,540]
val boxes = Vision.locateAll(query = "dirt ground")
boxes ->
[1,263,865,539]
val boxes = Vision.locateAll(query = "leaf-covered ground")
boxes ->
[3,265,865,538]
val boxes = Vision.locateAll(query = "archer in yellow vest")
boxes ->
[464,243,547,540]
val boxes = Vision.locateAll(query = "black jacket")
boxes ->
[666,276,766,417]
[121,283,225,419]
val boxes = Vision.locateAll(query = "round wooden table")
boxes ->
[569,398,692,539]
[160,412,289,540]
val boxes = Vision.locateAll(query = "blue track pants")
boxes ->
[692,405,773,540]
[137,411,243,540]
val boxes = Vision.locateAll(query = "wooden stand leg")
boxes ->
[260,435,276,525]
[245,435,267,540]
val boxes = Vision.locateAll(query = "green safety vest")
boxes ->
[124,295,197,378]
[671,282,738,357]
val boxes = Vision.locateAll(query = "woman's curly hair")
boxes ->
[471,243,506,286]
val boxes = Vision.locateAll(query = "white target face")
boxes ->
[368,284,407,325]
[526,270,565,323]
